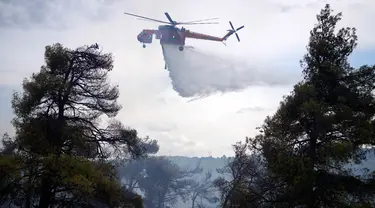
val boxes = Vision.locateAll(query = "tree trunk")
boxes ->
[307,130,317,208]
[192,193,197,208]
[38,178,52,208]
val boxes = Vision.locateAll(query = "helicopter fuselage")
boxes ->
[137,25,186,50]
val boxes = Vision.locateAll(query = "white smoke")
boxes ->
[162,44,301,98]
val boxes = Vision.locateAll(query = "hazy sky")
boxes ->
[1,0,374,157]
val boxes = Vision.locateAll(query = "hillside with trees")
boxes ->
[1,3,375,208]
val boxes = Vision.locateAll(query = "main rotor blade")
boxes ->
[164,12,175,24]
[124,12,170,24]
[179,17,219,24]
[179,22,219,25]
[136,18,170,24]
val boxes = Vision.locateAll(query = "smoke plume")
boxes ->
[161,44,300,98]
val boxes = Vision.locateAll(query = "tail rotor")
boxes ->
[228,21,244,42]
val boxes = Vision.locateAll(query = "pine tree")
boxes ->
[0,43,153,207]
[253,4,375,207]
[220,4,375,207]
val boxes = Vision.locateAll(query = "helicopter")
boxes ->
[124,12,244,51]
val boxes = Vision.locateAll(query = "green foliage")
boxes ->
[219,3,375,208]
[0,43,151,207]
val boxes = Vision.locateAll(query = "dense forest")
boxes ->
[1,4,375,208]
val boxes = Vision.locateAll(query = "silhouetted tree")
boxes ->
[221,4,375,208]
[0,43,152,207]
[214,141,284,208]
[118,156,202,208]
[190,170,219,208]
[117,137,159,193]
